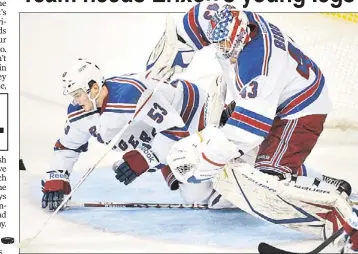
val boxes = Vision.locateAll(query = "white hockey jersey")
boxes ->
[49,73,207,174]
[176,3,332,153]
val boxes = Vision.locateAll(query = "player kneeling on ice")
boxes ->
[147,2,357,252]
[41,57,237,213]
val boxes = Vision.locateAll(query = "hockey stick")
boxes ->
[258,227,344,254]
[67,201,210,209]
[68,200,358,209]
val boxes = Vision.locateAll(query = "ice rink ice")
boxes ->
[20,13,358,253]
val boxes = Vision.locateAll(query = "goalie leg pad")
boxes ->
[145,15,178,80]
[212,162,353,238]
[145,15,195,81]
[254,114,327,175]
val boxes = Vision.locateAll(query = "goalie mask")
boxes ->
[207,6,251,60]
[62,58,105,110]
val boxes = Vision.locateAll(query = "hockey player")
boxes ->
[40,57,236,212]
[146,2,357,252]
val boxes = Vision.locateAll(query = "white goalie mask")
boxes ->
[62,58,105,110]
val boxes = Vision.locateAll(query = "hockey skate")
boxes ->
[322,174,352,196]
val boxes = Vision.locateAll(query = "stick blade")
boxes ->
[258,242,298,254]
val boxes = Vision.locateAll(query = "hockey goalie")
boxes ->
[146,2,358,253]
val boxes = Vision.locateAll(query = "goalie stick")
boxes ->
[67,201,210,209]
[67,200,358,209]
[258,227,344,254]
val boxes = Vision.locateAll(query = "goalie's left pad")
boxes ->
[145,15,195,81]
[166,125,242,184]
[213,163,354,239]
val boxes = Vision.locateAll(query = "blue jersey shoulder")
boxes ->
[67,103,82,115]
[104,75,148,114]
[236,12,273,86]
[67,103,98,123]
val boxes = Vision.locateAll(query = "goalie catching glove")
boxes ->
[167,125,242,184]
[41,170,71,211]
[113,145,161,185]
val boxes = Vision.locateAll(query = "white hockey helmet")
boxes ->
[207,5,251,60]
[62,58,105,109]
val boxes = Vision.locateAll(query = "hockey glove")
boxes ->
[41,170,71,211]
[341,208,358,253]
[113,145,160,185]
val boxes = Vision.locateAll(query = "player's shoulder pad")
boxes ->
[104,74,147,114]
[236,11,273,86]
[67,103,98,124]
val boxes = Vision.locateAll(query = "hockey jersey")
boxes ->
[49,73,207,174]
[175,2,332,153]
